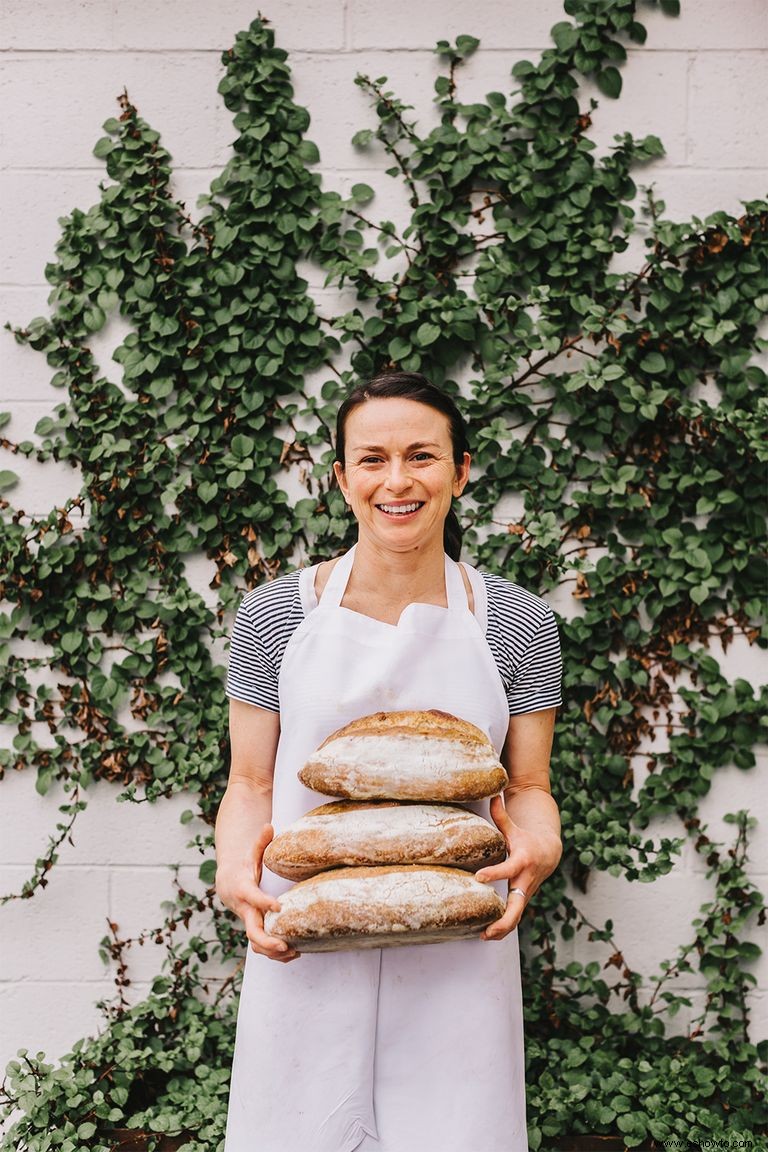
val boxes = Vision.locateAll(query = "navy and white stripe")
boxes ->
[226,567,563,717]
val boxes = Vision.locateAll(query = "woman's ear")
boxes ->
[332,460,349,502]
[453,452,471,497]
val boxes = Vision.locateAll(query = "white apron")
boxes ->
[224,543,527,1152]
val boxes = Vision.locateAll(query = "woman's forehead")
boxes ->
[345,398,450,445]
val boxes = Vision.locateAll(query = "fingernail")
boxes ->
[278,942,288,951]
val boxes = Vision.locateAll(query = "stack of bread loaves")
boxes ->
[264,710,510,951]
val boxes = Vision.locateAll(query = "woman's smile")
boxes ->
[375,500,425,520]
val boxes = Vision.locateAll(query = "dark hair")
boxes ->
[333,371,470,561]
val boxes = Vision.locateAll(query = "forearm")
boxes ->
[214,778,273,875]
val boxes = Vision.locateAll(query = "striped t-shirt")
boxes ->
[226,561,563,718]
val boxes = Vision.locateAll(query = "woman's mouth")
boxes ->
[375,501,425,520]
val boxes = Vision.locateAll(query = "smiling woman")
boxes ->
[215,371,563,1152]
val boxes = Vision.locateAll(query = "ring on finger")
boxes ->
[508,886,528,899]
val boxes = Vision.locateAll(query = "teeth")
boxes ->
[378,502,422,514]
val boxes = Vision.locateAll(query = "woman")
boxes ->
[216,372,563,1152]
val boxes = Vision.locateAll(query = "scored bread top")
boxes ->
[317,709,494,751]
[270,800,503,844]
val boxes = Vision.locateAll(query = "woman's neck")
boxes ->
[348,534,448,603]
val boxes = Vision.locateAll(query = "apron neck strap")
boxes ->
[320,542,467,611]
[320,543,356,608]
[444,552,467,608]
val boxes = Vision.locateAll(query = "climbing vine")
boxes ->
[1,0,766,1148]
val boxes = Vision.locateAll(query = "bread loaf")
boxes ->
[263,800,506,880]
[263,864,506,952]
[298,709,508,801]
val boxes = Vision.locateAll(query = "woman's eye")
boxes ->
[358,453,432,464]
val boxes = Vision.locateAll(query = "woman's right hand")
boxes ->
[216,822,301,963]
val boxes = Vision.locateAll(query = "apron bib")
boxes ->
[224,544,528,1152]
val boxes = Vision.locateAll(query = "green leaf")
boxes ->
[231,434,255,459]
[84,306,106,332]
[92,136,114,159]
[640,352,666,374]
[552,22,579,52]
[297,140,320,164]
[35,764,55,797]
[0,470,19,492]
[596,67,622,99]
[197,481,219,503]
[199,859,217,885]
[388,335,411,361]
[511,59,536,80]
[455,35,480,56]
[415,322,441,348]
[350,183,375,204]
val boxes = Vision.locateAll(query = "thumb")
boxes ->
[252,822,275,879]
[489,793,516,836]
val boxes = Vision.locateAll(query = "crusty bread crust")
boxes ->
[263,864,506,953]
[263,800,506,880]
[299,709,508,802]
[317,709,491,750]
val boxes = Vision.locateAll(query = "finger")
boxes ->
[481,900,526,940]
[474,856,526,885]
[246,916,295,959]
[249,883,283,914]
[242,903,288,950]
[233,879,282,915]
[251,940,301,962]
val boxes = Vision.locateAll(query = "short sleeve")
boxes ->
[225,598,280,712]
[506,609,563,717]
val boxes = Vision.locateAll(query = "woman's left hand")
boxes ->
[475,794,562,941]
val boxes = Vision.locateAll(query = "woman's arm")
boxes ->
[475,706,563,940]
[214,698,301,962]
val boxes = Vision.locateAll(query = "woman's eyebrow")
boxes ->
[354,441,441,452]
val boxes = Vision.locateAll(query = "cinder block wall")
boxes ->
[1,0,766,1075]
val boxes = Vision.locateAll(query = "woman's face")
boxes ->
[332,397,471,551]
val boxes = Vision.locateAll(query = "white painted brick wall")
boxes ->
[1,0,766,1081]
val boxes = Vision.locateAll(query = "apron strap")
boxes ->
[457,561,488,636]
[444,553,467,609]
[317,542,357,608]
[299,564,321,616]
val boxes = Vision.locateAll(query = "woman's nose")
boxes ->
[384,458,413,490]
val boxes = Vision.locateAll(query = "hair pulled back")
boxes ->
[334,371,470,561]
